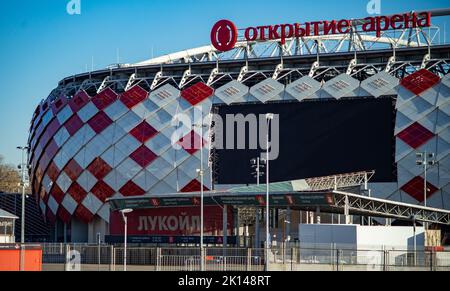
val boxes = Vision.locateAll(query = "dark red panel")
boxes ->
[180,179,210,193]
[69,91,90,113]
[129,146,157,168]
[50,184,65,204]
[51,96,68,114]
[129,121,158,143]
[400,69,441,95]
[65,159,84,181]
[120,85,148,108]
[401,177,439,203]
[88,111,113,134]
[397,122,435,149]
[46,162,60,182]
[57,206,72,224]
[177,131,206,155]
[46,209,57,225]
[92,88,118,110]
[87,158,112,180]
[67,182,88,204]
[65,114,84,136]
[181,82,214,106]
[91,181,115,203]
[75,205,95,224]
[119,181,146,197]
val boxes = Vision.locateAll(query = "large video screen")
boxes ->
[214,98,396,184]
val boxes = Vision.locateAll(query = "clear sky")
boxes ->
[0,0,449,166]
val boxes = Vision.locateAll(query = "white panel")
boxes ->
[285,76,322,101]
[149,180,177,194]
[53,150,71,170]
[396,85,417,109]
[178,155,201,180]
[437,137,450,160]
[214,80,249,105]
[100,124,127,145]
[249,78,285,103]
[163,170,192,192]
[395,111,414,136]
[397,163,416,188]
[397,96,435,121]
[54,127,71,147]
[82,193,103,214]
[145,133,172,156]
[42,175,53,193]
[56,105,73,124]
[322,74,360,99]
[115,135,140,157]
[146,109,173,131]
[133,170,159,192]
[47,196,59,215]
[77,102,99,123]
[104,100,129,121]
[116,158,142,180]
[61,194,78,215]
[360,71,399,98]
[77,171,98,192]
[395,138,413,163]
[150,84,180,108]
[420,83,440,106]
[56,172,72,193]
[132,99,159,119]
[146,157,174,180]
[160,148,190,167]
[97,204,111,223]
[116,111,141,132]
[103,170,128,192]
[101,146,127,168]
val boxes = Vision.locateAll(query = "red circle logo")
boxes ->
[211,20,238,52]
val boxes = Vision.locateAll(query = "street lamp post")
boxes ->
[265,113,274,271]
[194,122,207,271]
[416,152,437,230]
[251,158,266,250]
[120,208,133,272]
[17,146,29,272]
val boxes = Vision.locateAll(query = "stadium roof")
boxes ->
[0,209,18,220]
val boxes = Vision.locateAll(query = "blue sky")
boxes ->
[0,0,449,166]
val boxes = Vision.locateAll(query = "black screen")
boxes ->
[214,98,395,184]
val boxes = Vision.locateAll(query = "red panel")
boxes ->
[65,114,84,136]
[91,181,115,203]
[64,159,84,181]
[119,181,146,197]
[400,69,441,95]
[69,91,90,113]
[67,182,88,204]
[120,85,148,109]
[180,179,210,193]
[92,88,118,110]
[129,121,158,143]
[57,206,72,224]
[401,176,439,202]
[46,162,60,182]
[181,82,214,106]
[177,131,206,155]
[397,122,435,149]
[87,158,112,180]
[110,206,233,236]
[40,188,49,204]
[88,111,113,134]
[50,184,65,204]
[51,96,68,114]
[75,205,95,224]
[130,146,158,168]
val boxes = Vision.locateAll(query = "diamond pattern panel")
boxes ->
[69,91,90,113]
[214,80,249,105]
[180,179,209,193]
[181,82,214,106]
[130,146,158,168]
[360,71,399,98]
[64,159,83,181]
[104,100,129,122]
[87,158,112,180]
[88,111,113,134]
[249,78,285,103]
[285,76,322,101]
[75,204,95,224]
[150,84,180,108]
[400,69,441,95]
[120,85,148,109]
[119,181,145,197]
[322,74,360,99]
[401,176,439,203]
[397,122,436,149]
[81,193,103,216]
[130,121,158,143]
[67,182,88,204]
[177,131,206,155]
[65,114,84,136]
[93,88,118,110]
[77,102,99,123]
[90,181,115,203]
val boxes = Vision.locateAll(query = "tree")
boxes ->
[0,154,22,194]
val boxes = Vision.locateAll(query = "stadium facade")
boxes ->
[27,10,450,243]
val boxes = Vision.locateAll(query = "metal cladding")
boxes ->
[28,68,450,225]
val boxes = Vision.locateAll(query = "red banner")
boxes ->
[110,206,233,236]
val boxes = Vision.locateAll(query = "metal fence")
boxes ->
[38,243,450,271]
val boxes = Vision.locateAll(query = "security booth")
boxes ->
[0,209,18,244]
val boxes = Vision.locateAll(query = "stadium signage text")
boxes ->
[211,12,431,52]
